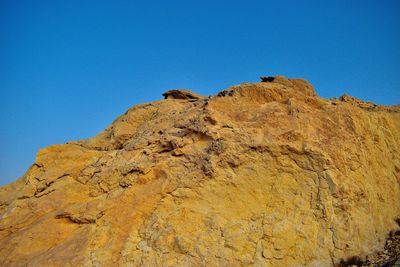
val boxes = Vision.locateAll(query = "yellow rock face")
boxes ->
[1,76,399,266]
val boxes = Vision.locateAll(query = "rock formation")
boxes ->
[162,89,205,100]
[0,76,399,266]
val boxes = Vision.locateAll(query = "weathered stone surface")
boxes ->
[1,76,400,266]
[162,89,206,100]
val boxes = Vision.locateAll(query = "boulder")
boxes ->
[162,89,205,100]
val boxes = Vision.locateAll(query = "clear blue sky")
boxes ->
[1,0,399,185]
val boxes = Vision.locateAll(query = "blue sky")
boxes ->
[1,0,399,185]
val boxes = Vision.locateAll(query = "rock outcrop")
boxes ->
[1,76,399,266]
[162,89,205,100]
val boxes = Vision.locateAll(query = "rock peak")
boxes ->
[1,76,399,266]
[259,75,317,96]
[162,89,205,100]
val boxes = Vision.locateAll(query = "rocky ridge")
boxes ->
[0,76,399,266]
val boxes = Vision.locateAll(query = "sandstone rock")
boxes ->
[162,89,205,100]
[0,77,400,266]
[260,75,317,96]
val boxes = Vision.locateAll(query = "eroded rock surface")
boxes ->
[1,76,399,266]
[162,89,206,100]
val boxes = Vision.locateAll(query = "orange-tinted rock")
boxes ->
[162,89,206,100]
[1,77,399,266]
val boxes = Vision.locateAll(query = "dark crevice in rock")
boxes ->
[337,219,400,266]
[337,256,365,267]
[119,162,149,175]
[34,173,70,197]
[260,76,275,82]
[217,89,235,97]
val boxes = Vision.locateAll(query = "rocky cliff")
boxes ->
[1,76,399,266]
